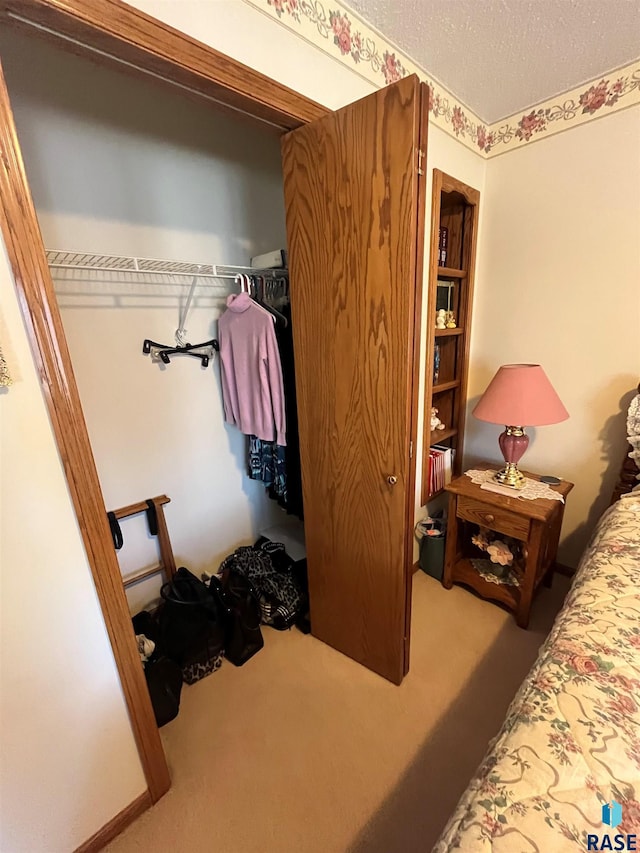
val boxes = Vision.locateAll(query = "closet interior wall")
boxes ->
[1,32,290,609]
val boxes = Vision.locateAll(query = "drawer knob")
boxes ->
[483,513,495,524]
[387,475,398,486]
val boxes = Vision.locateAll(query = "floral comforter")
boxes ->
[434,495,640,851]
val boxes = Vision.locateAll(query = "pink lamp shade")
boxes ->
[472,364,568,488]
[472,364,569,426]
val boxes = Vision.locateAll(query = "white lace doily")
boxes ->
[465,469,565,502]
[0,345,11,387]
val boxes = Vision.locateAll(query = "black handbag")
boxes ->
[144,655,183,727]
[210,571,263,666]
[159,568,224,684]
[132,610,182,727]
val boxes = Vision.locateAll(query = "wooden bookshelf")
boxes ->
[435,327,464,337]
[422,170,480,505]
[428,486,446,500]
[437,266,466,279]
[429,427,457,444]
[433,379,460,394]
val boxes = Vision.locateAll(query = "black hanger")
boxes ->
[142,337,219,368]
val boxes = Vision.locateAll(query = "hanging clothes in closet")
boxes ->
[218,276,303,519]
[218,291,287,445]
[270,299,303,518]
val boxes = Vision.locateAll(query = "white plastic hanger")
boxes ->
[234,273,277,324]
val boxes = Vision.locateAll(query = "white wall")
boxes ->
[0,237,147,851]
[467,106,640,567]
[1,34,290,612]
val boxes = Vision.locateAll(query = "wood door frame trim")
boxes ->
[403,81,429,675]
[0,0,327,826]
[0,0,329,130]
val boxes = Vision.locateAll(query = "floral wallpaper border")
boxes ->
[243,0,640,158]
[487,68,640,156]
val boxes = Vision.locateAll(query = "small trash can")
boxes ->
[419,533,445,580]
[416,516,446,581]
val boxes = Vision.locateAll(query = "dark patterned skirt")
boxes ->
[248,436,287,502]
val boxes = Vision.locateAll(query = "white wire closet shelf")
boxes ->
[46,250,287,279]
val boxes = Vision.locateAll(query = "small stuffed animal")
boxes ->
[430,407,445,431]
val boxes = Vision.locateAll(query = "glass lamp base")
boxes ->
[496,426,528,489]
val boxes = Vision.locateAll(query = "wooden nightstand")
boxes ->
[442,468,574,628]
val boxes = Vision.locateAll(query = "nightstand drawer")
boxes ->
[457,496,530,540]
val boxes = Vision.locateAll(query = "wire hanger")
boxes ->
[142,268,219,367]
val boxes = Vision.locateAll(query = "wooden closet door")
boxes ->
[281,75,426,684]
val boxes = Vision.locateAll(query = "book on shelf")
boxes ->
[427,445,455,497]
[438,226,448,266]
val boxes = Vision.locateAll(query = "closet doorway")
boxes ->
[0,0,427,809]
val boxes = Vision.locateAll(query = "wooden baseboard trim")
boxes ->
[413,560,420,574]
[74,790,151,853]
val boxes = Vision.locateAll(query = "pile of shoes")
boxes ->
[219,537,308,633]
[132,536,310,729]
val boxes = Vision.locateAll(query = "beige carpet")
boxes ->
[106,571,570,853]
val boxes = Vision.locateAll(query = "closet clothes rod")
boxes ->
[46,250,288,280]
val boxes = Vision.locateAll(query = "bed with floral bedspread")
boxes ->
[433,493,640,851]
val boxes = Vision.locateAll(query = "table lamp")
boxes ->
[472,364,569,488]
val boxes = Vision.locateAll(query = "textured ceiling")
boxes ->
[344,0,640,122]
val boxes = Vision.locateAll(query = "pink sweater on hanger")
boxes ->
[218,292,286,446]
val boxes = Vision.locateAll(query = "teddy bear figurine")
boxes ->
[435,309,447,329]
[430,407,445,431]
